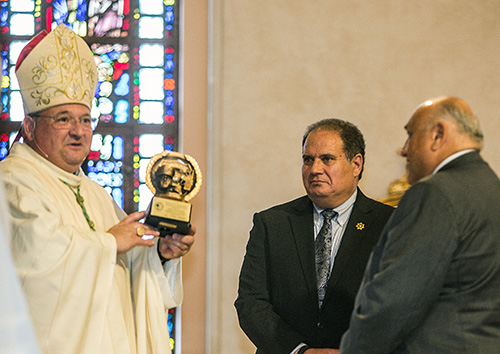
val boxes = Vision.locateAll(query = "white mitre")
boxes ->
[15,23,98,115]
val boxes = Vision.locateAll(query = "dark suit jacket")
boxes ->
[235,189,394,354]
[340,152,500,354]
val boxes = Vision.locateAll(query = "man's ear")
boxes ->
[430,121,446,151]
[351,153,363,177]
[22,115,35,142]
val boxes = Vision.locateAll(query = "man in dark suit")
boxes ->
[235,118,394,354]
[339,97,500,353]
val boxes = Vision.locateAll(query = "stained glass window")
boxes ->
[0,0,180,351]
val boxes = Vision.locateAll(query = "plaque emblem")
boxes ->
[144,151,202,236]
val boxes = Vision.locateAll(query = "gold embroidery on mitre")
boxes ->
[16,24,97,114]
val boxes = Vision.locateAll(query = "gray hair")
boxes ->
[433,97,484,148]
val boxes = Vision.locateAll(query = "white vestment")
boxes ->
[0,173,40,353]
[0,142,183,354]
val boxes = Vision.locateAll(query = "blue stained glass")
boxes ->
[165,9,173,24]
[114,100,129,123]
[87,160,122,174]
[1,95,8,110]
[111,188,124,209]
[107,50,121,61]
[100,53,113,64]
[75,0,88,21]
[168,313,173,332]
[1,55,7,72]
[1,8,9,25]
[88,171,123,188]
[99,161,112,173]
[113,136,124,160]
[53,0,69,24]
[165,95,174,109]
[165,59,174,72]
[114,73,130,96]
[1,54,5,73]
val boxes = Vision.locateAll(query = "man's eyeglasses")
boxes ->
[33,113,98,131]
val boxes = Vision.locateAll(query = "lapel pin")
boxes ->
[356,222,365,230]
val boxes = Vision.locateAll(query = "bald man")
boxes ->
[339,97,500,354]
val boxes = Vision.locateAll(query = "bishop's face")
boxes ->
[25,103,93,173]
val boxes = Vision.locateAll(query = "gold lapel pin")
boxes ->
[356,222,365,230]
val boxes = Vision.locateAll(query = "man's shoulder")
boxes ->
[257,195,311,216]
[356,189,395,215]
[0,152,38,181]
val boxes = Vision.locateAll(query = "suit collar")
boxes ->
[433,149,476,174]
[437,150,482,173]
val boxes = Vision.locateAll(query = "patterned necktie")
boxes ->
[315,209,337,308]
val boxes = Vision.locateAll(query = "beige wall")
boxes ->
[179,1,208,353]
[184,1,500,353]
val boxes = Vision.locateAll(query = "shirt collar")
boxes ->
[432,149,475,175]
[313,188,357,226]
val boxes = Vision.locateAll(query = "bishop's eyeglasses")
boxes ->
[32,113,98,131]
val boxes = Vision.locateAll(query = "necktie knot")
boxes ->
[321,209,337,222]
